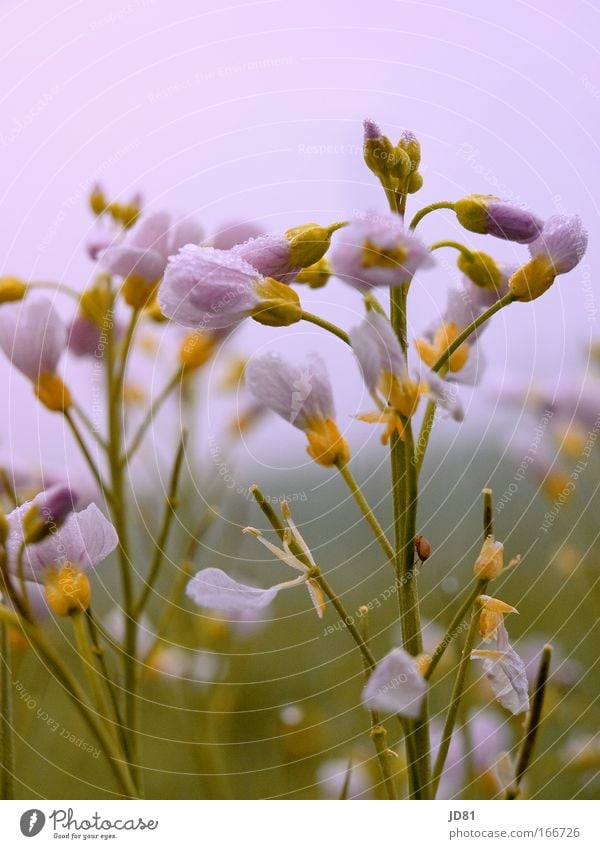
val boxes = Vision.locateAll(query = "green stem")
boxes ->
[71,400,108,450]
[124,369,183,463]
[334,460,396,565]
[0,622,14,799]
[64,410,112,507]
[29,280,82,300]
[301,311,350,346]
[414,399,437,476]
[112,308,141,405]
[506,644,553,800]
[358,607,399,800]
[71,611,121,752]
[429,240,474,259]
[135,432,187,616]
[0,604,138,797]
[424,579,486,682]
[431,293,515,374]
[104,301,140,791]
[429,489,493,797]
[409,201,456,231]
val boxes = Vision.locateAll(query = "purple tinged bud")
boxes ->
[485,201,544,244]
[40,484,78,526]
[363,118,382,140]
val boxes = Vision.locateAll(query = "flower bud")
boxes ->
[457,250,503,290]
[180,331,216,371]
[414,534,431,562]
[251,277,302,327]
[406,170,423,194]
[363,120,396,177]
[22,485,77,544]
[45,566,91,617]
[284,221,347,269]
[295,258,331,289]
[398,130,421,169]
[0,276,28,304]
[455,195,543,243]
[0,510,9,545]
[89,183,107,216]
[79,284,113,328]
[35,373,72,412]
[122,274,158,309]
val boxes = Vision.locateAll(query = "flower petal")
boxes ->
[186,568,280,613]
[0,298,66,381]
[361,647,426,718]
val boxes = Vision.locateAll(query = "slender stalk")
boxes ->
[64,410,112,506]
[104,298,140,790]
[0,622,14,799]
[135,432,187,616]
[29,280,82,300]
[0,605,138,797]
[71,610,121,750]
[506,644,553,800]
[358,606,399,800]
[429,240,474,259]
[424,579,486,682]
[334,460,396,565]
[414,399,436,476]
[112,308,141,404]
[86,610,131,762]
[409,200,456,231]
[71,400,108,450]
[430,600,480,797]
[300,311,350,346]
[16,544,33,621]
[429,489,493,797]
[124,369,183,463]
[431,293,515,374]
[0,467,19,508]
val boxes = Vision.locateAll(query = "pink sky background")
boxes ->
[1,0,598,482]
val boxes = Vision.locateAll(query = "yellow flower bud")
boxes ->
[473,535,504,580]
[508,256,556,302]
[89,185,107,216]
[364,133,396,177]
[305,418,350,467]
[0,276,28,304]
[180,331,216,371]
[406,170,423,194]
[251,277,302,327]
[294,258,331,289]
[0,510,9,545]
[284,221,347,269]
[45,566,91,617]
[79,285,113,328]
[454,194,493,234]
[122,274,158,309]
[457,250,503,290]
[35,373,72,412]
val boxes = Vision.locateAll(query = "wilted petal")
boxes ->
[471,623,529,715]
[186,567,280,612]
[362,647,426,718]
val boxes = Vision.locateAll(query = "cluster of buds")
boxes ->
[89,183,142,229]
[363,120,423,196]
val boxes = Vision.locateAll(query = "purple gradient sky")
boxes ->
[1,0,598,480]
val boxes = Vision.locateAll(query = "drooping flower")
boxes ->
[187,501,326,618]
[232,221,346,282]
[471,621,529,715]
[509,215,588,301]
[349,310,462,443]
[478,595,518,641]
[245,351,350,466]
[4,492,118,616]
[361,647,427,718]
[158,246,300,330]
[331,213,433,291]
[0,297,71,411]
[454,195,543,243]
[99,210,204,307]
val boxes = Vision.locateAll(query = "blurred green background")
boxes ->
[6,430,600,800]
